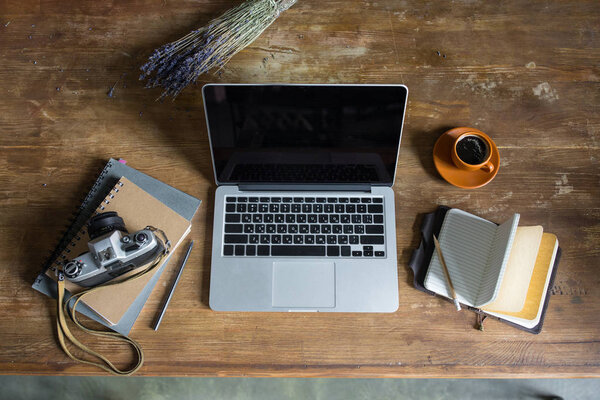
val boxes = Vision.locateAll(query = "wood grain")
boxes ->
[0,0,599,377]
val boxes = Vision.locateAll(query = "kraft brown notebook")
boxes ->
[46,177,191,325]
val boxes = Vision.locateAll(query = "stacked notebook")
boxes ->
[32,159,201,335]
[410,206,561,333]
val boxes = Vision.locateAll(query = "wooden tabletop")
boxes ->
[1,0,599,377]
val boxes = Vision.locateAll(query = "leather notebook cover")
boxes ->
[408,206,561,334]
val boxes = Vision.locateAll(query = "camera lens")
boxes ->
[64,261,82,278]
[88,211,127,240]
[135,232,148,243]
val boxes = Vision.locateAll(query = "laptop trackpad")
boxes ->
[272,262,336,308]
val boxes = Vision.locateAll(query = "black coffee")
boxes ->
[456,136,488,165]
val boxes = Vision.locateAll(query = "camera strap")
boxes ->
[56,228,170,375]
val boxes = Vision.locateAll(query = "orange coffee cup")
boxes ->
[451,130,495,173]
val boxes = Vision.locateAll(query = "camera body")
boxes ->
[63,212,166,287]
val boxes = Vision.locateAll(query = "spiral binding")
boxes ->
[36,161,116,280]
[49,180,126,274]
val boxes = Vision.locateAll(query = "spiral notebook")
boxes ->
[32,159,201,335]
[52,177,191,324]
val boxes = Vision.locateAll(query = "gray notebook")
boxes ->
[32,158,201,336]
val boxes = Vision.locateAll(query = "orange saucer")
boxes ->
[433,127,500,189]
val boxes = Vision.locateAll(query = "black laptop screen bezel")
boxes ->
[202,84,408,187]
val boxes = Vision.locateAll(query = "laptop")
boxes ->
[202,83,408,312]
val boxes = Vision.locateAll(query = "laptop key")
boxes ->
[373,198,383,203]
[242,214,252,223]
[305,235,315,244]
[271,245,325,256]
[225,214,240,223]
[363,250,373,257]
[260,197,270,202]
[316,197,326,203]
[283,197,293,203]
[327,235,337,244]
[349,235,359,244]
[283,235,293,244]
[350,198,360,203]
[272,234,281,244]
[249,234,259,244]
[235,245,245,256]
[361,198,371,203]
[237,197,247,202]
[294,235,304,244]
[316,235,326,244]
[226,197,236,203]
[339,198,349,203]
[246,245,256,256]
[223,245,234,256]
[249,197,259,202]
[226,204,235,212]
[267,224,276,233]
[352,250,362,257]
[375,251,385,257]
[366,225,384,234]
[224,234,248,243]
[338,235,348,244]
[253,214,262,223]
[264,214,274,223]
[257,245,270,256]
[341,246,351,256]
[243,225,254,233]
[368,204,384,213]
[327,246,340,256]
[271,197,281,203]
[361,235,385,244]
[374,215,384,224]
[362,215,372,224]
[275,214,284,223]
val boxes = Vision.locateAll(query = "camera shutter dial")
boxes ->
[64,261,83,278]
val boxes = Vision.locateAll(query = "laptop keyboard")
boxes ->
[222,196,385,257]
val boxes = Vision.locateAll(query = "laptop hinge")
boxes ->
[238,184,372,192]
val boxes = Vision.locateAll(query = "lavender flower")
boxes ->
[139,0,297,100]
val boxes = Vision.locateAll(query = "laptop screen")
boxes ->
[203,84,408,186]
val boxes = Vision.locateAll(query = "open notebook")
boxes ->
[423,208,559,330]
[46,177,191,325]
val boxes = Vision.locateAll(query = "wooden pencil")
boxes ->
[433,235,462,311]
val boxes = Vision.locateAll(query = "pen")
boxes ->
[433,235,461,311]
[153,240,194,330]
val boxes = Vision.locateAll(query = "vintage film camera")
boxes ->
[63,212,168,287]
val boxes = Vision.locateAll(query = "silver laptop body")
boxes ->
[203,83,408,312]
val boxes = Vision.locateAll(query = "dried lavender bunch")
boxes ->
[140,0,297,100]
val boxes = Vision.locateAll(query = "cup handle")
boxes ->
[481,162,494,173]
